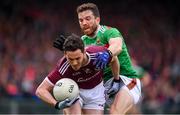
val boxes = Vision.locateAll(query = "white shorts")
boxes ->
[78,81,105,110]
[104,75,141,106]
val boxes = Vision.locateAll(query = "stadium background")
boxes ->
[0,0,179,114]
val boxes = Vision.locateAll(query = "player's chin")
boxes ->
[72,66,80,71]
[83,30,92,35]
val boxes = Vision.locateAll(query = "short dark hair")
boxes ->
[63,34,84,52]
[76,3,100,18]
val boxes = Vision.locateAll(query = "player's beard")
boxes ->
[83,23,98,37]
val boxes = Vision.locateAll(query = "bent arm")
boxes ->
[108,37,122,56]
[36,78,57,106]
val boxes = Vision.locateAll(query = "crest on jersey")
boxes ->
[84,68,92,74]
[96,38,101,44]
[96,38,103,46]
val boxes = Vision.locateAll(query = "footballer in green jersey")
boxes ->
[76,3,141,114]
[82,25,137,81]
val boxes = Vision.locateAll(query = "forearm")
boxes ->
[36,79,57,106]
[108,37,122,56]
[108,45,121,56]
[36,89,57,106]
[110,56,120,80]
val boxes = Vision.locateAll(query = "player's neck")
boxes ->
[82,52,90,67]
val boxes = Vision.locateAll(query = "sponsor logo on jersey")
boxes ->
[77,71,100,82]
[72,72,81,76]
[96,38,104,46]
[83,68,92,74]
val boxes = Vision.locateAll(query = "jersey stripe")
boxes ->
[99,26,105,33]
[59,61,70,75]
[62,63,70,75]
[59,61,68,73]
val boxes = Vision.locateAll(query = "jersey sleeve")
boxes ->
[104,27,123,42]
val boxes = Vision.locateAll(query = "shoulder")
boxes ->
[57,57,70,72]
[100,25,122,39]
[85,45,107,53]
[100,25,120,33]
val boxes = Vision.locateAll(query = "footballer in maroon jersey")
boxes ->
[46,45,108,89]
[36,34,119,115]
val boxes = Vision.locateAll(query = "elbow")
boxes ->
[117,47,122,54]
[35,87,42,98]
[113,43,122,55]
[115,46,122,55]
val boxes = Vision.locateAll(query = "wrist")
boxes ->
[55,102,60,109]
[107,49,113,57]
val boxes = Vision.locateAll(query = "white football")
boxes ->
[53,78,79,101]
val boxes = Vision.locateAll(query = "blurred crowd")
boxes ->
[0,0,179,113]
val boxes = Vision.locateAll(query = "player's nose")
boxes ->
[72,60,78,66]
[82,20,88,26]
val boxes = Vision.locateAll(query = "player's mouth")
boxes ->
[83,26,90,30]
[83,27,91,33]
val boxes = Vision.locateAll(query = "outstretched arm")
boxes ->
[109,56,120,80]
[107,56,121,96]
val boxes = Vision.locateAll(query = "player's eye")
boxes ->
[68,57,80,61]
[85,16,91,21]
[76,57,80,60]
[68,58,74,61]
[79,19,83,23]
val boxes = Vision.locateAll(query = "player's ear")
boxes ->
[64,51,68,57]
[96,17,100,24]
[83,50,86,54]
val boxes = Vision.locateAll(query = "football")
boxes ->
[53,78,79,101]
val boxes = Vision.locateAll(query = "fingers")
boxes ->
[59,35,65,39]
[101,63,106,70]
[93,51,111,70]
[107,88,114,94]
[57,36,65,43]
[67,97,79,106]
[70,98,79,105]
[107,89,116,98]
[93,53,107,69]
[95,60,102,69]
[53,35,66,51]
[93,53,100,63]
[53,41,62,48]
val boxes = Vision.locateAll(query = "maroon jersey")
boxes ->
[46,46,107,89]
